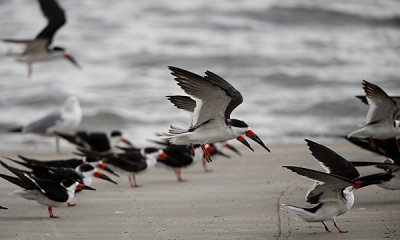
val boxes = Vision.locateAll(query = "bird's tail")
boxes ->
[280,203,319,221]
[159,125,189,142]
[2,39,31,44]
[168,125,188,134]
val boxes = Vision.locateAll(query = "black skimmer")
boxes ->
[78,147,168,187]
[155,143,230,181]
[348,81,400,150]
[356,95,400,120]
[3,0,81,77]
[9,96,82,153]
[8,158,117,186]
[14,154,119,177]
[345,137,400,161]
[162,67,270,162]
[0,160,94,218]
[351,159,400,190]
[281,140,370,233]
[150,139,236,172]
[57,130,134,152]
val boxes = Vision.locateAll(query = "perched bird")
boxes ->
[281,140,367,233]
[150,139,238,172]
[3,0,81,77]
[77,147,170,188]
[348,81,400,150]
[57,130,134,153]
[10,96,82,153]
[7,157,117,186]
[162,67,270,161]
[352,159,400,190]
[13,154,119,177]
[0,160,94,218]
[156,143,231,181]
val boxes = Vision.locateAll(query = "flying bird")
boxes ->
[348,80,400,151]
[3,0,81,77]
[162,67,270,162]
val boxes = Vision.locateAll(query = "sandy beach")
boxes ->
[0,143,399,240]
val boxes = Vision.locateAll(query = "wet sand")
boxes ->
[0,143,399,240]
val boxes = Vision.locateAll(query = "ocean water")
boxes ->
[0,0,400,150]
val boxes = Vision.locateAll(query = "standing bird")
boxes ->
[348,81,400,150]
[14,154,119,177]
[0,160,94,218]
[77,147,170,188]
[281,140,367,233]
[3,0,81,77]
[10,96,82,153]
[162,67,270,162]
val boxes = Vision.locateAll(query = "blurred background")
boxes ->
[0,0,399,150]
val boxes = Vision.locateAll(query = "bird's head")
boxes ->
[110,130,135,149]
[52,47,82,70]
[229,119,270,153]
[64,96,80,112]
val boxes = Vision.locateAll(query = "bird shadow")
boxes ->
[0,216,54,221]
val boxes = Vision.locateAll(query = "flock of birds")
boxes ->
[1,0,399,234]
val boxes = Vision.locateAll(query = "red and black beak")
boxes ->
[94,171,118,184]
[206,145,230,158]
[121,138,135,148]
[76,183,96,191]
[245,130,270,152]
[353,180,382,189]
[225,143,241,156]
[236,136,254,152]
[97,163,119,177]
[64,54,82,70]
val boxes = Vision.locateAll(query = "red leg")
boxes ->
[174,169,183,182]
[369,137,376,150]
[333,221,347,233]
[202,160,211,172]
[48,206,58,218]
[67,202,76,207]
[27,63,32,78]
[321,221,330,232]
[129,174,138,188]
[190,143,195,156]
[201,144,212,162]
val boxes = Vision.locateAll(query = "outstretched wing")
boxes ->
[283,166,355,203]
[305,139,360,179]
[363,80,397,125]
[167,95,196,112]
[36,0,66,44]
[169,66,242,127]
